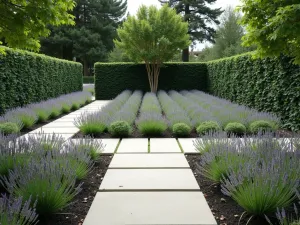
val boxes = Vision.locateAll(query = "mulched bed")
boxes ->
[186,154,271,225]
[37,155,112,225]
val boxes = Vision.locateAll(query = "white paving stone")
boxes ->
[42,121,76,128]
[178,138,198,153]
[100,169,199,191]
[109,154,190,168]
[117,138,148,153]
[83,192,216,225]
[29,127,79,134]
[150,138,181,153]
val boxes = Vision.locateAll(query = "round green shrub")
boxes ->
[196,121,221,135]
[249,120,275,133]
[109,121,131,137]
[172,123,191,137]
[0,122,20,134]
[224,122,246,135]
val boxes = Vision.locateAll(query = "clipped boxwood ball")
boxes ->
[172,123,191,137]
[0,122,20,134]
[224,122,246,135]
[196,121,221,135]
[109,121,131,137]
[249,120,275,134]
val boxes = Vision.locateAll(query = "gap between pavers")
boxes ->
[99,169,200,191]
[150,138,182,153]
[109,153,190,168]
[83,192,217,225]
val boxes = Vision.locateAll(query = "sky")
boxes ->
[127,0,242,50]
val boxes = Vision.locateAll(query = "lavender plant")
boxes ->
[27,133,65,152]
[74,112,108,135]
[0,194,38,225]
[158,91,192,128]
[0,122,20,134]
[1,155,82,217]
[4,108,38,129]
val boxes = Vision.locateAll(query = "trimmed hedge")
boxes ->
[207,54,300,131]
[83,76,94,84]
[94,63,208,99]
[0,47,82,114]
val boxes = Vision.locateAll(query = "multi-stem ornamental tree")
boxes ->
[239,0,300,64]
[115,5,190,92]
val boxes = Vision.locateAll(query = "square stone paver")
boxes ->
[150,138,181,153]
[70,138,119,154]
[116,138,148,153]
[99,169,199,191]
[29,127,79,134]
[83,192,216,225]
[178,138,198,153]
[109,154,189,168]
[42,121,76,128]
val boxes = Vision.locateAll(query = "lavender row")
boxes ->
[0,133,103,223]
[195,132,300,224]
[74,90,132,135]
[0,91,92,134]
[135,92,168,136]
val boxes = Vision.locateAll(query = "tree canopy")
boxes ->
[115,4,190,92]
[0,0,75,51]
[159,0,223,61]
[239,0,300,64]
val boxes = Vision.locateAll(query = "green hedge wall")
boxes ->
[94,62,208,99]
[207,54,300,130]
[83,76,94,84]
[0,47,82,114]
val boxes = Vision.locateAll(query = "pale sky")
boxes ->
[127,0,242,49]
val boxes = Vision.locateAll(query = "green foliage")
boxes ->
[79,123,106,136]
[83,77,94,84]
[0,123,19,134]
[172,123,191,137]
[249,120,275,134]
[109,121,132,137]
[0,0,75,51]
[0,47,82,115]
[41,0,127,76]
[238,1,300,64]
[137,121,168,136]
[115,4,190,91]
[196,121,221,135]
[108,45,131,62]
[94,62,208,99]
[207,54,300,131]
[224,122,246,135]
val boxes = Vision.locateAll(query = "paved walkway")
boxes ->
[18,101,216,224]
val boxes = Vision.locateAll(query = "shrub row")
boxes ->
[0,134,103,222]
[0,91,92,134]
[194,133,300,224]
[207,54,300,131]
[83,76,94,84]
[0,47,83,115]
[94,63,208,99]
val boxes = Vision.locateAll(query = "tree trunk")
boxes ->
[145,62,161,93]
[182,48,189,62]
[83,59,89,76]
[182,3,190,62]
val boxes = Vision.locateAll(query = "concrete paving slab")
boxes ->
[42,121,76,128]
[109,154,189,168]
[99,169,199,191]
[117,138,148,153]
[29,127,79,134]
[83,192,216,225]
[178,138,198,153]
[150,138,181,153]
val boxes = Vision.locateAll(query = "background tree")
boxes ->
[41,0,127,75]
[198,6,252,61]
[239,0,300,64]
[159,0,223,62]
[115,4,190,92]
[0,0,75,51]
[108,45,131,62]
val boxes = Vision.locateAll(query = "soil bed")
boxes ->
[186,154,271,225]
[37,154,112,225]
